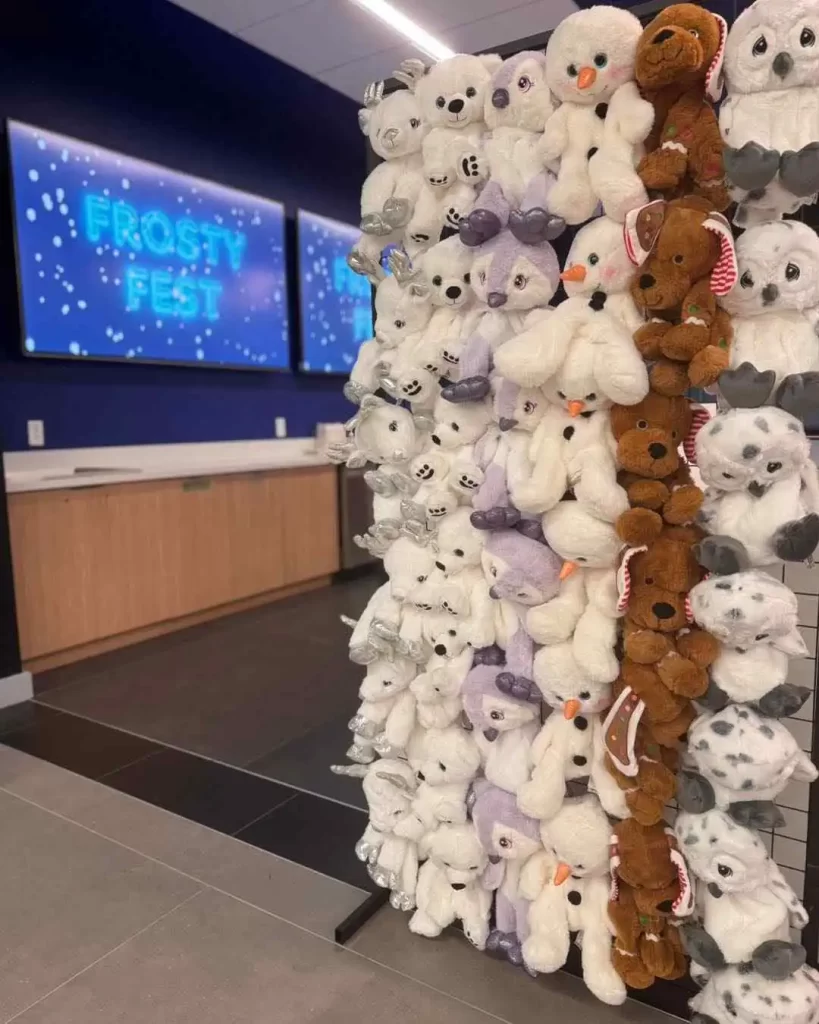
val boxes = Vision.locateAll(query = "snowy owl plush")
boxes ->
[542,6,651,225]
[352,81,427,268]
[721,0,819,225]
[459,51,564,247]
[718,220,819,394]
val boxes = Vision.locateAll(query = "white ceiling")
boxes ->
[169,0,579,100]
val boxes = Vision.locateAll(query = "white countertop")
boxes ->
[4,438,331,493]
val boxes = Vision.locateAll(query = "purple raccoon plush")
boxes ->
[441,230,560,405]
[470,780,542,969]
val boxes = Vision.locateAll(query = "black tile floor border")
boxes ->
[0,700,694,1019]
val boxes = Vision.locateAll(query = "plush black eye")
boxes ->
[388,421,399,432]
[432,275,442,287]
[801,27,816,47]
[594,53,607,67]
[580,690,591,700]
[438,761,447,771]
[479,270,486,284]
[576,556,587,563]
[767,461,782,472]
[567,63,578,77]
[557,390,566,399]
[436,96,446,108]
[490,565,498,577]
[466,87,477,98]
[410,117,420,128]
[740,271,754,289]
[637,419,649,429]
[723,472,734,479]
[755,633,769,641]
[383,679,392,687]
[752,34,767,56]
[717,863,733,878]
[786,263,801,281]
[518,75,532,91]
[689,27,699,38]
[499,836,511,848]
[514,274,527,289]
[394,319,405,329]
[464,273,471,284]
[523,401,536,414]
[585,392,596,401]
[454,548,464,557]
[417,574,427,583]
[671,430,679,440]
[490,710,504,720]
[673,254,684,265]
[448,629,456,637]
[645,576,655,585]
[451,422,460,432]
[588,253,599,266]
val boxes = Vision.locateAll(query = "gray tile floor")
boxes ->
[0,743,677,1024]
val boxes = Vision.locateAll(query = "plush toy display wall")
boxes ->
[329,0,819,1014]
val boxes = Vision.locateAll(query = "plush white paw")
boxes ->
[527,605,575,644]
[521,935,565,974]
[409,910,442,938]
[586,963,628,1006]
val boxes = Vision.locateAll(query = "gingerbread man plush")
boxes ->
[604,527,719,765]
[635,3,729,210]
[608,819,693,989]
[610,390,706,547]
[607,720,678,827]
[625,196,737,395]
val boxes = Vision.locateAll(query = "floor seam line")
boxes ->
[230,792,299,836]
[1,889,205,1024]
[28,701,367,813]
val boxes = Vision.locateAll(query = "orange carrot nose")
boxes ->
[564,699,581,721]
[560,263,587,284]
[554,862,572,886]
[567,400,585,418]
[577,66,597,90]
[559,560,578,581]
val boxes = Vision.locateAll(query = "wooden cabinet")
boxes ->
[8,465,340,668]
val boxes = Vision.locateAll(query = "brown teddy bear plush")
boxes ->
[625,196,737,395]
[610,390,704,547]
[608,819,692,988]
[635,3,729,210]
[604,527,719,763]
[607,720,678,827]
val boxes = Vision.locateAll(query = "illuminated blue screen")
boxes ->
[8,121,289,369]
[297,209,373,374]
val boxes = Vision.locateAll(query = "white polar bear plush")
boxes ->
[398,445,484,527]
[346,655,417,763]
[527,502,624,685]
[383,535,437,603]
[459,51,564,248]
[409,823,491,947]
[346,580,401,665]
[352,80,428,268]
[520,795,626,1004]
[494,217,648,412]
[688,705,818,809]
[695,382,819,567]
[689,569,810,714]
[402,54,502,247]
[718,221,819,395]
[721,0,819,225]
[327,395,427,470]
[332,758,420,910]
[410,646,472,729]
[542,7,652,225]
[397,724,481,840]
[441,230,560,405]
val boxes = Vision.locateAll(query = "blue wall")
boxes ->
[0,0,364,450]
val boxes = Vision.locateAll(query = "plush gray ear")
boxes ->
[683,925,727,971]
[374,771,415,793]
[728,800,785,831]
[774,372,819,423]
[754,684,812,720]
[752,940,806,981]
[678,771,717,814]
[719,362,777,409]
[695,536,750,576]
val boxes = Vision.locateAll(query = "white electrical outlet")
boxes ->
[275,417,287,439]
[27,420,45,447]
